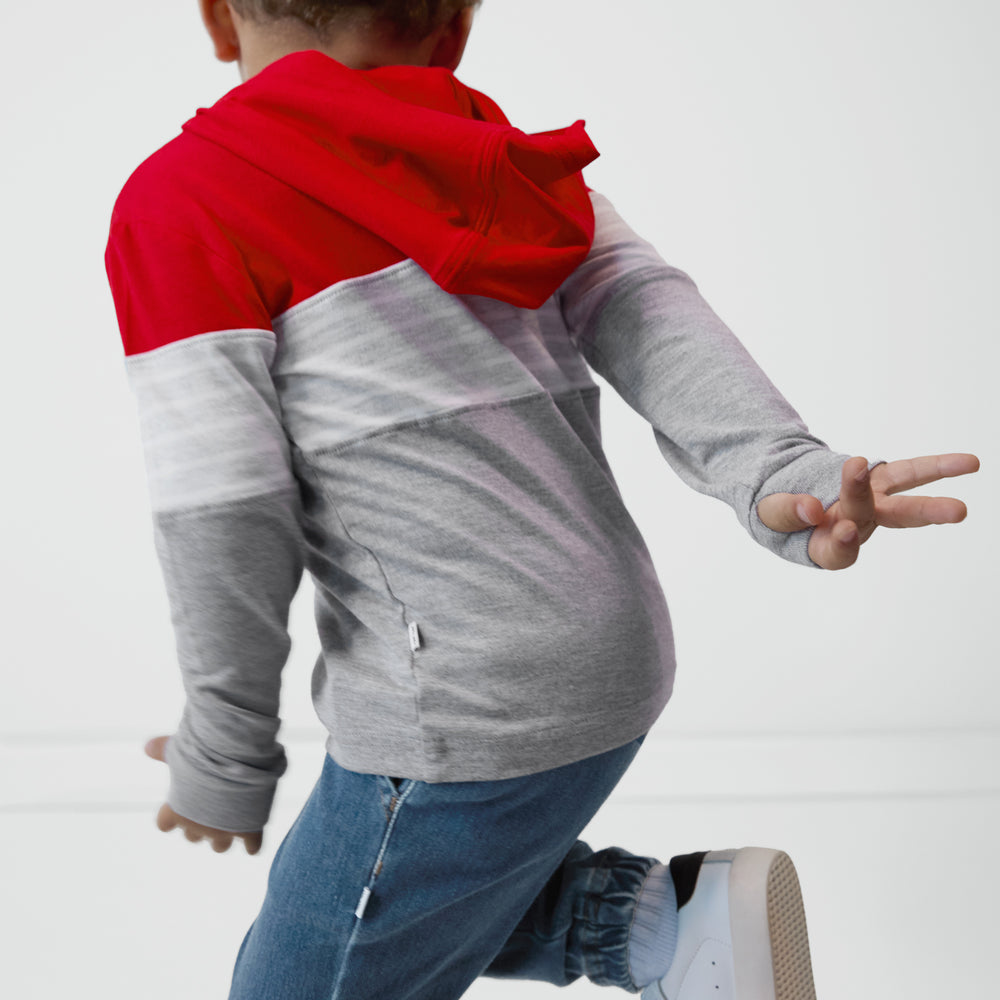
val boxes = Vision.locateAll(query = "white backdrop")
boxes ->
[1,0,993,739]
[1,2,997,998]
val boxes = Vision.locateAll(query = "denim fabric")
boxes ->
[229,738,657,999]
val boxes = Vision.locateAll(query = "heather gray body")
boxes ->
[131,194,847,831]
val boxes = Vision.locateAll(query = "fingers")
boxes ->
[837,457,876,532]
[156,802,179,833]
[874,494,969,529]
[144,735,171,762]
[756,492,824,533]
[868,454,976,527]
[871,453,980,496]
[807,517,862,570]
[154,802,262,855]
[801,458,875,570]
[183,825,233,852]
[182,824,235,853]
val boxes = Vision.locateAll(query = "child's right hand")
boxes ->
[144,736,264,855]
[756,453,979,570]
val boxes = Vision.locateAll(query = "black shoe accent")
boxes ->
[669,851,710,910]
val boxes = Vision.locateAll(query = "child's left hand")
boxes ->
[144,735,264,855]
[757,453,980,570]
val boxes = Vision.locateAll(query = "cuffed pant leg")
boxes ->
[484,843,658,992]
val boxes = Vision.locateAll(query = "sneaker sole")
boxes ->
[727,847,817,1000]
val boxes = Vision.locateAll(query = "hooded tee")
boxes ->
[107,51,846,833]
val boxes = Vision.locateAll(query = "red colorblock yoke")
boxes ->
[107,51,598,357]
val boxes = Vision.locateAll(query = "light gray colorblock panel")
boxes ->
[126,329,294,513]
[271,260,597,454]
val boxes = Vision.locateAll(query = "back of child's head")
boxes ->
[228,1,480,41]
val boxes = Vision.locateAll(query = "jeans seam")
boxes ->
[329,780,417,1000]
[579,858,615,985]
[367,780,416,885]
[624,864,656,992]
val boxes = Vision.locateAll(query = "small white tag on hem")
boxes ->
[408,622,422,652]
[355,886,372,920]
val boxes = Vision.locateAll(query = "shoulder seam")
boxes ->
[125,327,275,363]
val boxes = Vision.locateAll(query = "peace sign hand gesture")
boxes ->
[757,453,980,570]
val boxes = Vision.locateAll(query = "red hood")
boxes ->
[182,51,599,309]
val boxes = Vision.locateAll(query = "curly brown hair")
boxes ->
[227,1,480,41]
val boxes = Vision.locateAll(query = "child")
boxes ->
[106,2,979,998]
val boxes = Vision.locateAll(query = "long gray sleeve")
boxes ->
[560,193,849,566]
[127,329,304,831]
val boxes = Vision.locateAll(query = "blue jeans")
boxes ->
[229,737,658,999]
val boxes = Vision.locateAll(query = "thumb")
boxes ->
[757,493,824,534]
[144,735,171,763]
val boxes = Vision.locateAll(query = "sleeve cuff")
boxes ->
[165,734,285,833]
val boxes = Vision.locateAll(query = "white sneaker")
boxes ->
[640,848,817,1000]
